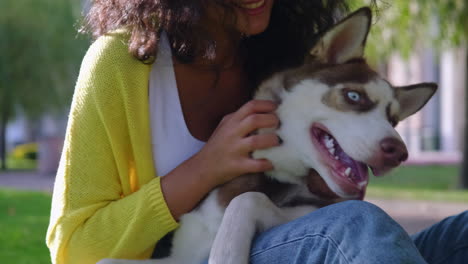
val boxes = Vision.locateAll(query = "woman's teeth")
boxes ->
[240,0,265,9]
[358,181,368,189]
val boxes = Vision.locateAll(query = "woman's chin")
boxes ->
[242,21,270,36]
[234,0,274,36]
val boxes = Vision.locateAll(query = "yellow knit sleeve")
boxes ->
[46,31,179,264]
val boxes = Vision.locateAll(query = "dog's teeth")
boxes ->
[358,181,368,189]
[345,167,351,176]
[325,139,334,148]
[335,156,339,160]
[329,147,335,155]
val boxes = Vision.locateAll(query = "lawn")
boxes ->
[0,165,466,263]
[0,188,51,264]
[367,165,468,202]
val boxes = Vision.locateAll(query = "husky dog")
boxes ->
[99,7,437,264]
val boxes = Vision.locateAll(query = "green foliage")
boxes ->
[350,0,468,63]
[0,189,52,264]
[0,0,89,120]
[6,157,37,170]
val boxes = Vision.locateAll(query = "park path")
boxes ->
[368,198,466,234]
[1,171,466,234]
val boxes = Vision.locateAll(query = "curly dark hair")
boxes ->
[84,0,370,86]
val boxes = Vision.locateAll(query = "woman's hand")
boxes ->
[161,100,280,220]
[194,100,281,187]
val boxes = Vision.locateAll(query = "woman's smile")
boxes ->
[236,0,267,15]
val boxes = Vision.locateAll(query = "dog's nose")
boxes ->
[380,137,408,166]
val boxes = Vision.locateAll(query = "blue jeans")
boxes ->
[203,200,468,264]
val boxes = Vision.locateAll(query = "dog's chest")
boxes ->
[216,174,332,209]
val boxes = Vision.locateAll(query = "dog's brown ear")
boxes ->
[395,83,438,120]
[309,7,372,64]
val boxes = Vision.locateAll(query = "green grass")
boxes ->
[0,165,466,262]
[0,188,52,264]
[368,165,468,202]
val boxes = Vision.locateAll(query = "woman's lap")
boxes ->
[411,211,468,264]
[202,200,468,264]
[249,200,425,264]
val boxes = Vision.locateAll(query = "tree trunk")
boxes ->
[0,107,7,170]
[460,47,468,189]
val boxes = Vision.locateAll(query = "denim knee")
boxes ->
[326,200,389,218]
[310,200,398,230]
[250,200,426,264]
[268,200,406,249]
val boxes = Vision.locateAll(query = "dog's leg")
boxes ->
[97,212,215,264]
[99,191,225,264]
[96,212,211,264]
[209,192,317,264]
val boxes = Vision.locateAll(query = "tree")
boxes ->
[462,51,468,188]
[351,0,468,188]
[0,0,88,169]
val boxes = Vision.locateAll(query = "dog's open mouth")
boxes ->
[310,123,369,199]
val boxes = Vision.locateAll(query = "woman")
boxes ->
[46,1,468,264]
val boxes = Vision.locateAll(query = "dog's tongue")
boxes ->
[336,146,369,185]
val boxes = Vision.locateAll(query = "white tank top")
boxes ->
[149,33,205,177]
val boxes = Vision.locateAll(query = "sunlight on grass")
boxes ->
[367,187,468,202]
[368,165,468,202]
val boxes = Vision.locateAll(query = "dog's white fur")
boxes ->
[255,78,400,197]
[98,8,437,264]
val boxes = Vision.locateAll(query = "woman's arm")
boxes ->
[47,32,178,264]
[46,31,280,264]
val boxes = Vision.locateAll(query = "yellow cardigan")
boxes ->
[46,30,179,264]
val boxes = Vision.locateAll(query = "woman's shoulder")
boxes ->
[75,29,152,106]
[77,28,152,91]
[82,29,145,73]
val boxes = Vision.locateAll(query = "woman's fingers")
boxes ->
[241,133,281,152]
[238,113,279,136]
[198,100,280,184]
[233,100,277,121]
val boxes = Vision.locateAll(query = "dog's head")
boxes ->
[253,7,437,200]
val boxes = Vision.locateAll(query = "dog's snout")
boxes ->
[380,137,408,165]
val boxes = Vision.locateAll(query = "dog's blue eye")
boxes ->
[347,91,361,102]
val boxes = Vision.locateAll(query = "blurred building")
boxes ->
[5,46,467,173]
[6,113,67,175]
[387,47,466,165]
